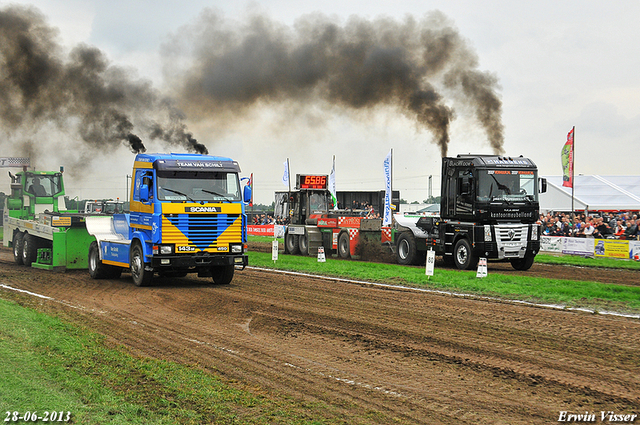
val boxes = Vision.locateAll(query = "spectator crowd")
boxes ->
[539,211,640,240]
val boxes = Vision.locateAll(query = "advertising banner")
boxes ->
[594,239,630,259]
[541,236,562,253]
[562,237,595,256]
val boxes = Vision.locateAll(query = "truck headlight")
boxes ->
[230,244,243,254]
[156,245,173,255]
[484,225,492,242]
[531,224,538,241]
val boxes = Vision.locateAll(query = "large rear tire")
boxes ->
[396,232,418,265]
[13,232,24,265]
[453,238,478,270]
[130,243,153,287]
[511,254,535,271]
[212,265,234,285]
[22,234,38,267]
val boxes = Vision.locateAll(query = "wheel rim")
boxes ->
[339,236,348,255]
[131,250,142,281]
[89,251,97,271]
[398,239,409,260]
[300,236,307,251]
[22,238,29,262]
[14,242,19,258]
[456,244,468,265]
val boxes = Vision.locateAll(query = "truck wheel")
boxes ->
[453,238,478,270]
[338,231,351,259]
[299,233,309,256]
[285,232,300,255]
[511,254,535,271]
[13,232,24,265]
[211,265,234,284]
[22,234,38,267]
[130,243,153,287]
[396,232,418,265]
[88,241,121,279]
[88,241,108,279]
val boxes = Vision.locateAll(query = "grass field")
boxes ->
[247,236,640,314]
[0,298,338,424]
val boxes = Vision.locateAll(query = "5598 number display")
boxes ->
[5,411,71,422]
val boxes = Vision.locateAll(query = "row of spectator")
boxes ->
[539,211,640,240]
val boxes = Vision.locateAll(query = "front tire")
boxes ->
[130,243,153,287]
[13,232,24,265]
[511,254,535,271]
[396,232,418,265]
[453,238,478,270]
[212,265,234,285]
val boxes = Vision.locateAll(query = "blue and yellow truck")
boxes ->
[86,153,250,286]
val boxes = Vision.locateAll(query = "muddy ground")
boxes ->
[1,246,639,424]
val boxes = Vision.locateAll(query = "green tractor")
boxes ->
[3,168,95,271]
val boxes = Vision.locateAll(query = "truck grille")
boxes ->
[163,214,241,249]
[495,225,527,242]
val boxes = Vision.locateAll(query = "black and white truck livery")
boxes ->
[394,154,547,270]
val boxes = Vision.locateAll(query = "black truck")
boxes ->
[393,154,547,270]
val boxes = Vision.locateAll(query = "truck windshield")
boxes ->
[157,171,241,202]
[25,174,62,197]
[476,170,538,202]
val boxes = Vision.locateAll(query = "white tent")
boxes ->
[540,175,640,212]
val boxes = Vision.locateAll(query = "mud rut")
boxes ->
[1,248,639,424]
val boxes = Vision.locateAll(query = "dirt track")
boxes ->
[1,247,639,424]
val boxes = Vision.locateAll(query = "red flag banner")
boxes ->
[561,128,574,188]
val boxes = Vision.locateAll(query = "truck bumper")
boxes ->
[151,254,248,269]
[473,240,540,259]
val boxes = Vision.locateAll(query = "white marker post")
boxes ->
[476,257,488,278]
[272,240,279,263]
[425,249,435,278]
[317,246,326,262]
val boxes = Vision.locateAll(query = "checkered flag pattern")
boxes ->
[0,157,30,167]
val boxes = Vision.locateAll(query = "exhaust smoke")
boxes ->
[165,10,505,156]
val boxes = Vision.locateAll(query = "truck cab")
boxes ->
[87,153,251,286]
[394,154,547,271]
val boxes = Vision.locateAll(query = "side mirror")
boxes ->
[140,184,149,202]
[243,185,252,203]
[539,178,547,194]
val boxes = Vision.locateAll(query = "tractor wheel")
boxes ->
[396,232,418,265]
[338,231,351,259]
[211,265,234,285]
[285,232,300,255]
[130,243,153,287]
[13,232,24,265]
[453,238,478,270]
[511,254,535,271]
[22,234,38,267]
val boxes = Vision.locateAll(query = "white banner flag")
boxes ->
[329,156,338,210]
[282,159,289,187]
[383,149,392,226]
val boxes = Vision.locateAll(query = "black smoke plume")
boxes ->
[164,11,504,156]
[0,4,206,165]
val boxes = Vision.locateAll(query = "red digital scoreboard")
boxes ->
[297,174,328,190]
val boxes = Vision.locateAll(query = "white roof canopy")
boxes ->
[541,175,640,212]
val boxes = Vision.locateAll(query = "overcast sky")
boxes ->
[1,0,639,205]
